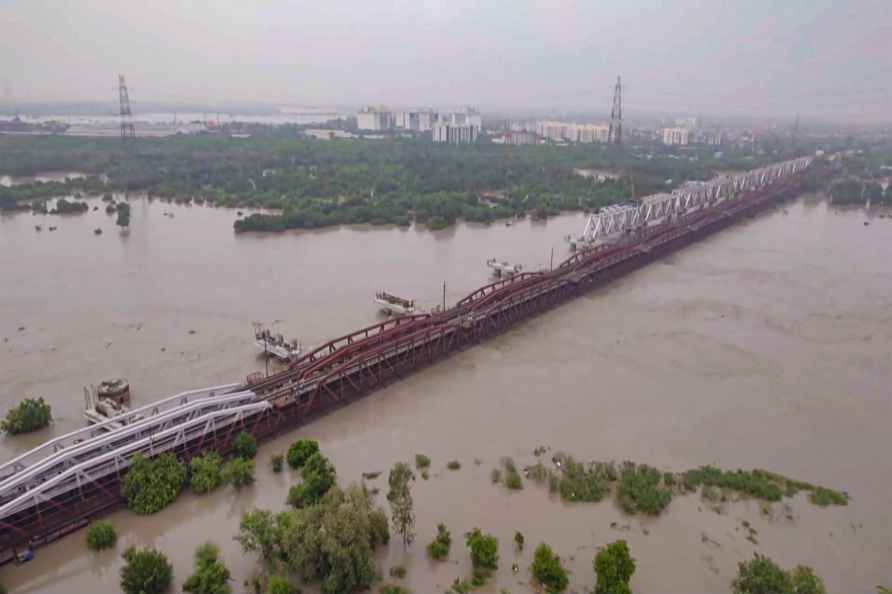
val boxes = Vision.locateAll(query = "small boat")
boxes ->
[486,258,522,277]
[253,324,301,362]
[97,377,130,404]
[374,291,416,316]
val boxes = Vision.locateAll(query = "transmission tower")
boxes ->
[607,75,623,145]
[118,74,135,140]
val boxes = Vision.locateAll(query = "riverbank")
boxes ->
[1,195,891,592]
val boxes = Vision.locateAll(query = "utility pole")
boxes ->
[118,74,135,141]
[607,75,623,146]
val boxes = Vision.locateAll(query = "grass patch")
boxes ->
[617,462,673,515]
[379,585,410,594]
[809,486,848,506]
[554,457,614,503]
[427,523,451,560]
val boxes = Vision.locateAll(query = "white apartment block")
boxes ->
[357,107,394,131]
[535,121,609,143]
[432,122,479,144]
[662,127,690,146]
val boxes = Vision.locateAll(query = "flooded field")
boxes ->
[1,194,890,593]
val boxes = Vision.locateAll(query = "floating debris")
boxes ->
[93,227,103,235]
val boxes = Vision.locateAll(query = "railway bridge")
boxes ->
[0,156,815,564]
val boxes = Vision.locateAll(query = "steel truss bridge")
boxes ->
[0,156,817,564]
[567,157,812,248]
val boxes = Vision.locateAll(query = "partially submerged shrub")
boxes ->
[531,543,569,593]
[271,454,284,473]
[86,521,118,551]
[617,462,673,515]
[427,523,451,560]
[232,431,258,460]
[1,397,52,435]
[447,460,461,471]
[287,439,320,469]
[503,458,523,490]
[223,457,256,488]
[415,454,431,469]
[190,452,224,494]
[122,453,186,514]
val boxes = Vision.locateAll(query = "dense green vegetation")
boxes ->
[617,462,673,515]
[593,540,635,594]
[732,554,826,594]
[531,543,569,593]
[0,133,796,231]
[414,454,431,470]
[120,546,174,594]
[287,452,337,508]
[465,528,498,571]
[237,484,390,594]
[190,452,224,494]
[183,542,232,594]
[232,431,258,459]
[426,523,452,560]
[682,466,848,506]
[286,439,319,469]
[266,575,298,594]
[85,520,118,551]
[1,397,52,435]
[503,458,524,490]
[122,453,187,514]
[387,462,416,545]
[223,457,256,488]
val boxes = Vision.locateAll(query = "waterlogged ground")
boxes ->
[1,194,891,593]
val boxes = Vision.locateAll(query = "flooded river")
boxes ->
[1,194,890,593]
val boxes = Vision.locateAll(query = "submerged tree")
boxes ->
[183,542,232,594]
[120,546,173,594]
[387,462,416,546]
[594,540,635,594]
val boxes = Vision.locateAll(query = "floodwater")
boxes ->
[1,194,891,593]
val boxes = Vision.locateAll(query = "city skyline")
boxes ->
[1,0,890,124]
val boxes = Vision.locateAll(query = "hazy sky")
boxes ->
[1,0,890,121]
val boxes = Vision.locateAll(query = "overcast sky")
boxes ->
[1,0,890,122]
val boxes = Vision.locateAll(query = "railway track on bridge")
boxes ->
[0,157,816,564]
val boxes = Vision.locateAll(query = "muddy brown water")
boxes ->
[1,194,890,593]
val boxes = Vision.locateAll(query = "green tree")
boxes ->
[287,439,320,469]
[86,520,117,551]
[223,457,255,488]
[190,452,224,494]
[426,523,451,560]
[232,431,258,459]
[236,509,281,564]
[514,530,525,551]
[278,485,390,594]
[594,540,636,594]
[287,452,336,508]
[531,543,569,593]
[732,554,792,594]
[465,528,498,571]
[120,546,174,594]
[790,565,826,594]
[183,542,232,594]
[387,462,416,545]
[1,397,52,434]
[122,453,186,514]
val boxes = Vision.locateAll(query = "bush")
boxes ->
[389,566,407,579]
[379,586,409,594]
[427,523,451,560]
[732,554,792,594]
[232,431,258,459]
[287,452,336,507]
[527,462,549,483]
[556,458,610,503]
[594,540,635,594]
[617,462,673,515]
[490,468,502,484]
[504,458,523,490]
[790,565,827,594]
[465,528,498,571]
[122,453,187,514]
[683,466,783,502]
[531,543,569,593]
[271,454,284,473]
[190,452,224,494]
[86,520,117,551]
[414,454,431,469]
[287,439,320,469]
[1,397,52,434]
[183,542,231,594]
[223,457,256,488]
[514,531,525,551]
[267,575,298,594]
[120,546,174,594]
[447,460,461,471]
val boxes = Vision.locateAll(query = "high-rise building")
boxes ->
[432,122,479,144]
[662,127,690,146]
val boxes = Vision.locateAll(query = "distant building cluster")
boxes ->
[662,127,690,146]
[356,106,482,144]
[534,121,610,144]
